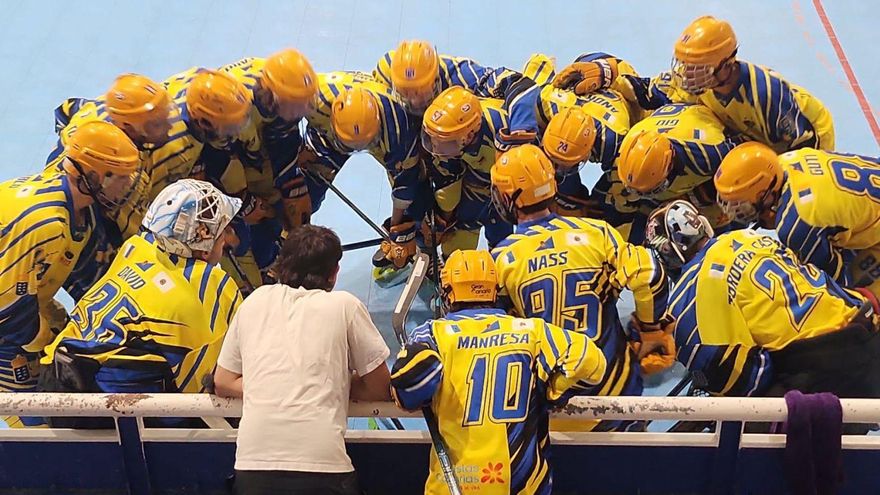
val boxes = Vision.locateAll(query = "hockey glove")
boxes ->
[552,59,619,95]
[494,127,539,152]
[420,210,456,248]
[374,218,418,269]
[279,175,312,229]
[553,192,603,218]
[628,314,676,375]
[240,193,275,224]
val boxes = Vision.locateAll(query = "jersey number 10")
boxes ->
[464,351,534,426]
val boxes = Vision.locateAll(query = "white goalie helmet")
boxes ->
[645,199,714,270]
[142,179,242,257]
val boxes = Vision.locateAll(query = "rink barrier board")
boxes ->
[1,394,880,494]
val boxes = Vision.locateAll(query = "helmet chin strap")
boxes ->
[68,159,106,210]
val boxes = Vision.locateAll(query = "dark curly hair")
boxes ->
[272,225,342,291]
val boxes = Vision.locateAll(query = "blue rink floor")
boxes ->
[0,0,877,430]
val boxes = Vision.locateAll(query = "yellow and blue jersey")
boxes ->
[617,103,736,227]
[774,148,880,284]
[431,97,508,214]
[670,229,865,396]
[698,62,834,152]
[304,72,423,208]
[492,214,668,400]
[536,85,630,172]
[42,232,242,393]
[49,94,203,238]
[375,50,538,135]
[391,308,606,495]
[0,172,92,352]
[220,57,305,200]
[635,63,833,152]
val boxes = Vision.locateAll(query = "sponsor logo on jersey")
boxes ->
[15,282,28,296]
[480,462,505,484]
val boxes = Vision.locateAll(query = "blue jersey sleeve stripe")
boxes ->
[0,200,68,237]
[197,264,214,302]
[151,143,196,169]
[209,274,232,330]
[0,234,64,277]
[177,346,208,391]
[543,323,562,361]
[0,216,65,259]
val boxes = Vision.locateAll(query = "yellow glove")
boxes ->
[552,59,619,95]
[375,218,417,269]
[628,314,676,375]
[280,175,312,229]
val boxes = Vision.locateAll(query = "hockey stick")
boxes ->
[393,253,463,495]
[342,237,383,252]
[225,251,256,296]
[311,172,390,242]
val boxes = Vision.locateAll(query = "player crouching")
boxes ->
[391,250,606,494]
[646,200,880,433]
[40,179,243,427]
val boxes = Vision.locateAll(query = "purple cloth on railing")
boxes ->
[783,390,843,495]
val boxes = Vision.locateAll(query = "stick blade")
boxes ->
[392,253,431,347]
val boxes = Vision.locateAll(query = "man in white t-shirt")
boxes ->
[214,225,392,495]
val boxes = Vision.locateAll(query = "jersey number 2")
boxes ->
[752,256,823,330]
[464,351,533,426]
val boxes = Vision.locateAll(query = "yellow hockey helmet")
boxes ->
[491,144,557,222]
[105,73,172,129]
[262,49,317,102]
[618,129,674,195]
[390,40,441,112]
[421,86,482,159]
[331,87,381,151]
[65,120,140,176]
[542,107,596,173]
[672,16,738,94]
[186,70,252,137]
[714,141,783,224]
[440,249,498,304]
[64,120,142,208]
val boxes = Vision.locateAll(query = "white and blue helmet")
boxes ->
[645,199,714,270]
[142,179,242,257]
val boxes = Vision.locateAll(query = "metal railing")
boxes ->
[1,393,879,423]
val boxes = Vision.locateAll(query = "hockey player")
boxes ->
[376,40,562,146]
[610,102,738,238]
[217,50,318,231]
[41,180,242,415]
[646,200,879,423]
[391,249,607,494]
[166,68,268,292]
[322,86,429,276]
[490,145,674,431]
[714,142,880,302]
[670,15,834,152]
[0,121,140,426]
[49,74,183,239]
[538,88,630,218]
[421,87,513,255]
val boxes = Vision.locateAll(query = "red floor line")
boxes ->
[811,0,880,147]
